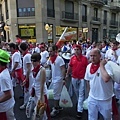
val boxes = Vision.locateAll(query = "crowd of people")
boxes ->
[0,36,120,120]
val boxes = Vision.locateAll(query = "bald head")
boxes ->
[90,48,101,64]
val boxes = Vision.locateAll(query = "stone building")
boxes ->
[0,0,120,43]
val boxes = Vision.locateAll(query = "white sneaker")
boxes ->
[19,104,26,110]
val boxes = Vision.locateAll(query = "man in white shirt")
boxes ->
[84,48,114,120]
[40,45,49,66]
[19,42,33,110]
[9,43,23,87]
[0,49,16,120]
[47,45,66,117]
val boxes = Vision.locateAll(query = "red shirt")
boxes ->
[69,55,88,79]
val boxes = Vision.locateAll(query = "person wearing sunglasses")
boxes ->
[31,53,51,120]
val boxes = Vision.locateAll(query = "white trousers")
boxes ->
[114,82,120,99]
[6,107,16,120]
[88,96,112,120]
[72,78,85,112]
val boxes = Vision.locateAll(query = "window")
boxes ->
[82,4,87,22]
[94,8,98,18]
[103,11,107,24]
[111,13,116,21]
[65,0,74,13]
[47,0,55,17]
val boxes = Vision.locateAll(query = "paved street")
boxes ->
[14,84,120,120]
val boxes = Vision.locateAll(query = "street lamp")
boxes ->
[44,23,50,31]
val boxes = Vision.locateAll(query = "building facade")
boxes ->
[0,0,120,43]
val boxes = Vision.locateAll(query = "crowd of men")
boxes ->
[0,36,120,120]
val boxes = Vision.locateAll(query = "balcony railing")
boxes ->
[110,20,118,26]
[47,9,55,18]
[82,15,87,22]
[17,7,35,17]
[92,17,100,21]
[103,19,107,25]
[89,0,105,6]
[61,11,78,21]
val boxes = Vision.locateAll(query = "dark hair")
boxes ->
[31,53,41,61]
[19,42,28,51]
[0,61,7,66]
[111,40,119,45]
[9,43,16,49]
[49,44,58,51]
[16,35,20,38]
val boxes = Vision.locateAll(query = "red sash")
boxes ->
[0,112,7,120]
[14,68,24,83]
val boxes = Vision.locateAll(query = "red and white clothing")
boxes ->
[11,51,22,86]
[40,50,49,65]
[47,56,65,100]
[23,53,33,105]
[84,63,114,119]
[0,68,15,120]
[69,54,88,113]
[31,47,40,54]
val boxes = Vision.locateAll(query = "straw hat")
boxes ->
[0,49,10,63]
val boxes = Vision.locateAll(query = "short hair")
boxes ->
[31,53,41,61]
[111,40,119,45]
[16,35,20,38]
[9,43,16,49]
[19,42,28,51]
[49,44,58,51]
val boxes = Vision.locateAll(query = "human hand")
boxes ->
[100,59,107,66]
[21,79,27,86]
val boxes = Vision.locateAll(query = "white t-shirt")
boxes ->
[84,63,114,100]
[40,51,49,65]
[0,69,15,112]
[32,47,40,54]
[11,51,22,70]
[47,56,65,83]
[23,53,32,76]
[105,48,120,63]
[33,67,47,103]
[117,56,120,65]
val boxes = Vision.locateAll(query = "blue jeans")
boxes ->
[72,78,85,112]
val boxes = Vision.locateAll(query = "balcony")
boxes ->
[61,11,78,22]
[82,15,87,22]
[103,19,107,25]
[109,20,118,27]
[91,17,101,25]
[89,0,105,7]
[17,7,35,17]
[110,6,120,12]
[47,9,55,18]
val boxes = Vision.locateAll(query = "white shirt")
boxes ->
[117,56,120,65]
[84,63,114,100]
[47,56,65,83]
[0,69,15,112]
[105,48,120,63]
[40,50,49,65]
[23,53,32,76]
[11,51,22,70]
[32,47,40,54]
[33,67,47,103]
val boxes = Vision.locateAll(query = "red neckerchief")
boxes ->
[90,63,100,74]
[23,50,29,57]
[0,66,7,73]
[12,50,18,54]
[112,48,117,51]
[50,54,57,64]
[32,64,41,78]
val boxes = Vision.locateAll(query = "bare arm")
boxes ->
[66,65,72,77]
[100,60,111,82]
[40,68,46,101]
[60,65,66,79]
[12,62,18,71]
[26,63,31,80]
[0,90,12,103]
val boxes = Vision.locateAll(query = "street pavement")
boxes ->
[14,84,120,120]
